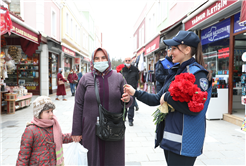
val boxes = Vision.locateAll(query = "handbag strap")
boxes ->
[94,74,101,105]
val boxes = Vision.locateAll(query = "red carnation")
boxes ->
[116,64,125,73]
[168,72,208,113]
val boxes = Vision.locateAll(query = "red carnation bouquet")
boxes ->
[168,72,208,112]
[152,71,208,126]
[116,64,125,73]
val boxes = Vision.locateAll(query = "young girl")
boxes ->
[125,30,212,166]
[16,96,73,165]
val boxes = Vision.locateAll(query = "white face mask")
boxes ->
[94,61,109,72]
[125,63,130,67]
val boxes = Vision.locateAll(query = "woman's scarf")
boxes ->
[28,115,64,165]
[90,47,112,76]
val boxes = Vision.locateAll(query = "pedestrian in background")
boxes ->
[122,57,139,126]
[71,47,132,166]
[124,30,212,166]
[56,68,68,101]
[16,96,73,165]
[76,70,83,89]
[67,69,78,96]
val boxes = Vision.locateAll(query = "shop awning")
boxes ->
[182,0,240,31]
[239,0,246,23]
[136,47,145,57]
[144,35,160,56]
[61,43,77,57]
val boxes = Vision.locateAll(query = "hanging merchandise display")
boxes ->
[241,52,246,132]
[0,7,12,36]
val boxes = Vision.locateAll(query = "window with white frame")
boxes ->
[78,28,80,45]
[169,0,177,9]
[51,10,56,37]
[75,25,77,43]
[161,1,167,21]
[139,28,142,48]
[70,19,73,37]
[152,13,155,36]
[83,32,86,48]
[66,13,69,34]
[148,17,151,41]
[142,25,144,46]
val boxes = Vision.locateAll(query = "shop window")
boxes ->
[66,13,69,34]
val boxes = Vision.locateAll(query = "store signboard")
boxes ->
[74,58,80,64]
[84,57,90,62]
[185,0,238,30]
[201,17,230,45]
[234,12,246,33]
[62,46,75,57]
[144,35,160,56]
[136,47,145,57]
[11,21,39,44]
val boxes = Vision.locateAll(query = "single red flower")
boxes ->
[116,64,125,73]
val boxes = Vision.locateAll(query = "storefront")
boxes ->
[1,9,41,95]
[47,37,61,94]
[144,35,160,94]
[135,47,145,91]
[182,0,246,120]
[81,57,90,74]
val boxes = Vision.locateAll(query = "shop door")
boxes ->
[232,33,246,118]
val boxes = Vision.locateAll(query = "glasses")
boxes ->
[125,60,131,62]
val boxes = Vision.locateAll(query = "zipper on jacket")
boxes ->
[102,74,105,106]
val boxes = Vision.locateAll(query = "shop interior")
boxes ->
[202,33,246,118]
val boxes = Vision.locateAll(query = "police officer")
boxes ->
[125,30,212,166]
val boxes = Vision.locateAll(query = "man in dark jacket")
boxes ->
[122,57,139,126]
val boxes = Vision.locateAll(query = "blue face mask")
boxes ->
[94,61,109,72]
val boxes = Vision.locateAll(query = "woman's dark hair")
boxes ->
[177,43,205,67]
[178,43,211,80]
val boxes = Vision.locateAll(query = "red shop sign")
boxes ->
[74,58,80,64]
[84,57,90,62]
[185,0,238,30]
[136,47,145,56]
[11,21,39,44]
[218,47,229,59]
[62,46,75,57]
[145,35,160,56]
[240,0,246,23]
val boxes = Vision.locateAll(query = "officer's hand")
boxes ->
[160,93,165,105]
[124,84,136,96]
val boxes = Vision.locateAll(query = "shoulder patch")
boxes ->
[200,78,208,91]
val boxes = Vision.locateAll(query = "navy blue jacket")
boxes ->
[134,57,212,157]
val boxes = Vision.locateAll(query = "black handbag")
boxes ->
[94,74,126,141]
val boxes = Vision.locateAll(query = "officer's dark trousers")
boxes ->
[164,150,197,166]
[127,96,135,122]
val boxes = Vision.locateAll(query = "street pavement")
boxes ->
[0,91,245,166]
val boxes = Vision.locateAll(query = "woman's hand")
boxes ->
[160,93,165,105]
[124,84,136,96]
[72,135,82,142]
[121,93,130,103]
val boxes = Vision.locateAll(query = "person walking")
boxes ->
[124,30,212,166]
[76,70,83,89]
[56,68,68,101]
[122,57,139,126]
[67,69,78,96]
[71,47,133,166]
[16,96,73,165]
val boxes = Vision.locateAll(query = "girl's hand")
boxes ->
[72,135,82,142]
[121,93,130,103]
[124,84,136,96]
[160,93,165,105]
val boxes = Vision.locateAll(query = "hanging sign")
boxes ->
[218,47,229,59]
[74,58,81,65]
[0,7,12,35]
[201,17,230,45]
